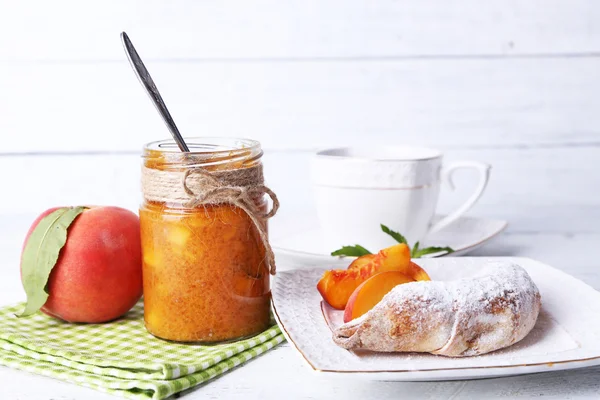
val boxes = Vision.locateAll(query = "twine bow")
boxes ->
[181,167,280,275]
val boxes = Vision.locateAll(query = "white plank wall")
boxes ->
[1,58,600,152]
[1,0,600,61]
[0,1,599,399]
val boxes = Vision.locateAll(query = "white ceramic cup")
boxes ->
[310,146,491,251]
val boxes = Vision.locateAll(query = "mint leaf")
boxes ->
[331,245,372,257]
[19,206,87,317]
[380,224,407,244]
[412,246,454,258]
[411,241,420,258]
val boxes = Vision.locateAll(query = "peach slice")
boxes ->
[317,268,373,310]
[317,243,413,309]
[377,245,431,281]
[348,245,429,281]
[346,245,411,276]
[347,254,377,271]
[405,261,431,282]
[343,271,414,323]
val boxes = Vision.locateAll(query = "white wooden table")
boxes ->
[1,207,599,399]
[1,1,600,398]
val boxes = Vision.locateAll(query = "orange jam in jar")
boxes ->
[140,138,273,342]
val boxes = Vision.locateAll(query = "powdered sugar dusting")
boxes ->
[333,262,541,357]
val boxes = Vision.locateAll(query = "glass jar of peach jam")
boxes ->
[140,138,272,342]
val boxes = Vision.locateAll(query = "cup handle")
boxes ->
[427,161,491,235]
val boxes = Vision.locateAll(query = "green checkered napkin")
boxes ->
[0,301,285,399]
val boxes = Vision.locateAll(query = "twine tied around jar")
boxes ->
[141,163,280,275]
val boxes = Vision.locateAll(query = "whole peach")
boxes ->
[21,206,143,323]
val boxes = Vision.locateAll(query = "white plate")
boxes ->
[272,216,507,267]
[272,257,600,381]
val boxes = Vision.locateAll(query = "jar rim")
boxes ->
[144,137,261,154]
[143,137,263,169]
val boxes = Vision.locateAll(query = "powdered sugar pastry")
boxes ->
[333,262,541,357]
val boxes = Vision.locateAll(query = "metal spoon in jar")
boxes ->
[120,31,190,152]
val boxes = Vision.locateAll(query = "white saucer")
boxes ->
[272,215,507,268]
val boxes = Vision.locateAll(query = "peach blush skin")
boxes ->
[22,206,143,323]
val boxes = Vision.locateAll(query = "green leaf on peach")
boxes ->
[18,206,87,317]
